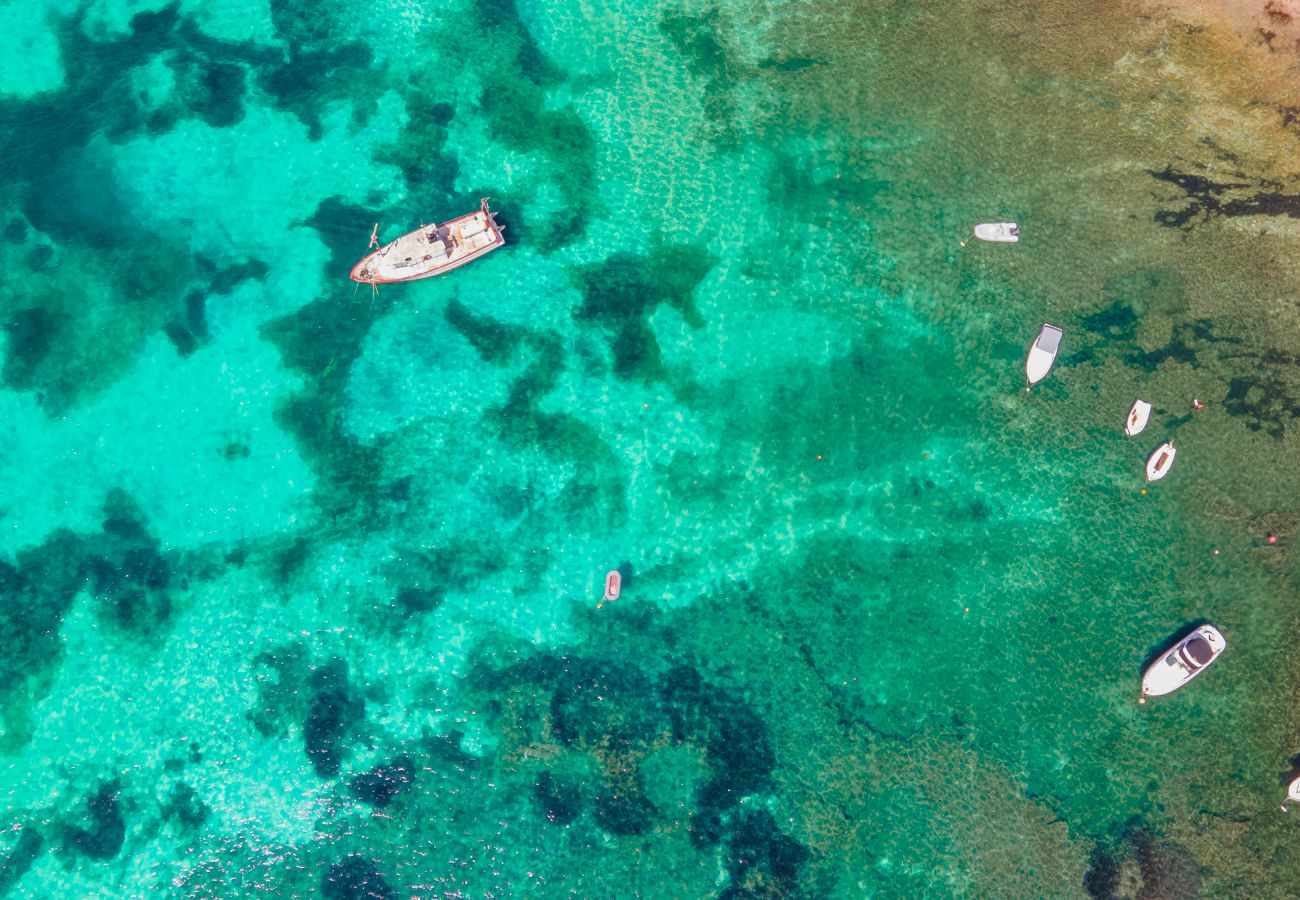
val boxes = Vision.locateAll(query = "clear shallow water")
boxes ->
[3,0,1300,896]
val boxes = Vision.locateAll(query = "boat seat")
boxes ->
[1183,637,1213,666]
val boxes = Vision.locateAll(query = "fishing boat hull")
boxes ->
[974,222,1019,243]
[350,198,504,284]
[1141,625,1225,697]
[1146,441,1176,482]
[1025,324,1063,387]
[1125,400,1152,437]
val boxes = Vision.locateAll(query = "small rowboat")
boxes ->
[1146,441,1176,482]
[1025,324,1063,389]
[1141,624,1225,697]
[974,222,1019,243]
[1125,399,1152,437]
[603,570,622,602]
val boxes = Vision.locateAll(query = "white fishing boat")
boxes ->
[350,198,504,284]
[1141,625,1225,698]
[1025,324,1063,389]
[1125,399,1152,437]
[974,222,1019,243]
[1146,441,1176,482]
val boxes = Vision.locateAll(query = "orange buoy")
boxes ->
[603,570,622,602]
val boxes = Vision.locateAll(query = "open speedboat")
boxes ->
[974,222,1019,243]
[1141,625,1225,697]
[1146,441,1176,482]
[1025,324,1063,389]
[1125,400,1152,437]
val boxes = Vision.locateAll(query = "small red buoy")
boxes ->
[603,570,622,602]
[1268,534,1278,544]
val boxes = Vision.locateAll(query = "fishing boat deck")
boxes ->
[351,201,504,283]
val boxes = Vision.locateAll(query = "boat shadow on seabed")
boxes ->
[1279,754,1300,788]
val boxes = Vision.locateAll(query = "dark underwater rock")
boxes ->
[548,659,658,751]
[0,826,43,893]
[247,641,309,738]
[164,782,211,830]
[1084,846,1121,898]
[303,658,365,778]
[533,771,581,825]
[349,755,415,809]
[594,784,657,837]
[63,781,125,861]
[84,490,175,637]
[322,854,392,900]
[721,809,810,897]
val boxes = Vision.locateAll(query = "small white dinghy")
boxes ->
[974,222,1019,243]
[1025,324,1063,389]
[1125,400,1152,437]
[1146,441,1176,482]
[1141,625,1225,698]
[1283,776,1300,811]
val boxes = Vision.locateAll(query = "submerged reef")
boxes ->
[0,4,348,414]
[464,631,799,885]
[321,854,392,900]
[1083,823,1204,900]
[60,780,125,861]
[0,826,43,894]
[86,490,174,636]
[0,489,184,750]
[247,644,368,779]
[465,0,597,248]
[348,755,415,809]
[571,244,713,384]
[304,658,367,779]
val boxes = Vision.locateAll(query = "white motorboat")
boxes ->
[974,222,1019,243]
[1125,400,1152,437]
[1025,324,1063,389]
[1146,441,1176,482]
[1284,776,1300,811]
[1141,625,1225,698]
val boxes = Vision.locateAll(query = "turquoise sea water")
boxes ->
[4,0,1300,896]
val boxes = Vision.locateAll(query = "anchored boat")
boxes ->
[1025,324,1063,389]
[1141,624,1225,697]
[1125,399,1152,437]
[604,570,622,602]
[1284,776,1300,811]
[350,198,504,284]
[1146,441,1176,482]
[974,222,1019,243]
